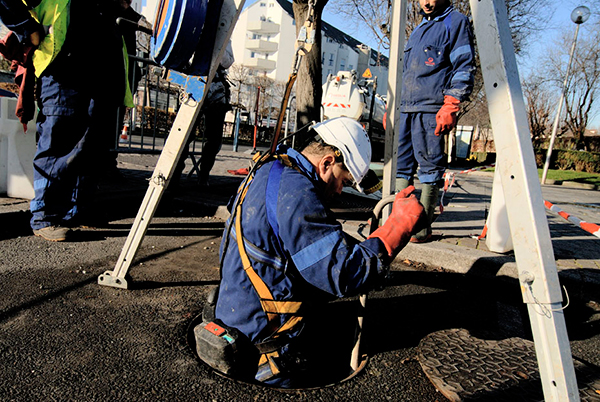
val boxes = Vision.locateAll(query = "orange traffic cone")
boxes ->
[119,125,129,144]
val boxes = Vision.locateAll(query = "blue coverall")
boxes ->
[216,145,387,387]
[397,5,475,184]
[0,1,126,230]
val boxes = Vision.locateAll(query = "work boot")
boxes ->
[33,226,72,242]
[411,183,440,243]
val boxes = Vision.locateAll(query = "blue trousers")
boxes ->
[396,112,446,184]
[30,74,117,230]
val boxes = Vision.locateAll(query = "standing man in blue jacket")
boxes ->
[397,0,475,242]
[212,117,424,387]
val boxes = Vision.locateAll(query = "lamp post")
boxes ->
[541,5,590,184]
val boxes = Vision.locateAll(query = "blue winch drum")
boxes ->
[187,0,225,76]
[151,0,209,71]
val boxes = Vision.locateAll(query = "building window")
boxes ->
[260,2,266,6]
[340,59,346,70]
[329,54,334,66]
[269,2,274,6]
[349,64,354,70]
[251,52,256,58]
[260,15,266,21]
[322,52,325,65]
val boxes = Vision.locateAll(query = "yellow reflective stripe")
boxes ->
[260,300,303,314]
[122,37,134,107]
[268,355,280,376]
[235,203,278,324]
[277,315,303,334]
[259,351,279,367]
[234,168,304,340]
[30,0,70,77]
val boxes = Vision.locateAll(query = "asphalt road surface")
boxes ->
[1,177,599,401]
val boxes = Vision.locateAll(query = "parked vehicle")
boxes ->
[322,70,387,153]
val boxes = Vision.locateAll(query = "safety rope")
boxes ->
[440,163,495,214]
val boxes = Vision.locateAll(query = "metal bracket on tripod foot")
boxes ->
[98,271,129,289]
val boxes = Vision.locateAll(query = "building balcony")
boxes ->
[245,39,279,53]
[247,21,280,34]
[244,57,277,71]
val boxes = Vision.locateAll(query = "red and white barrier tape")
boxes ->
[439,172,456,214]
[440,164,599,241]
[455,163,496,175]
[544,200,600,239]
[440,164,495,211]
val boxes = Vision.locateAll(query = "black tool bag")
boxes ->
[195,287,259,380]
[194,319,259,380]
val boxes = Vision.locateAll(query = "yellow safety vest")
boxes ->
[26,0,133,106]
[26,0,69,77]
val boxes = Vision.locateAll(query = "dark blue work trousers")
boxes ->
[396,112,446,184]
[30,74,117,230]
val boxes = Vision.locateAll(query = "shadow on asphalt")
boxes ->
[362,269,600,353]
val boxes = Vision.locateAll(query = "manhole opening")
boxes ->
[187,300,368,390]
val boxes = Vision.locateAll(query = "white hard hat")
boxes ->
[310,117,371,192]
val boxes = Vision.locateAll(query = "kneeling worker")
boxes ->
[210,117,424,387]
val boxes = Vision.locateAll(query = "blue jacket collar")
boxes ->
[420,5,453,23]
[275,144,320,183]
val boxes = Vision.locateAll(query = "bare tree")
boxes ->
[328,0,553,53]
[522,74,554,149]
[227,63,253,107]
[545,27,600,151]
[253,75,277,121]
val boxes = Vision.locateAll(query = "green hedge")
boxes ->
[534,149,600,173]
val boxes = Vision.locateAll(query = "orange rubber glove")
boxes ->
[435,95,460,136]
[368,186,425,259]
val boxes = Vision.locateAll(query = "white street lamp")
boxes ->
[541,5,591,184]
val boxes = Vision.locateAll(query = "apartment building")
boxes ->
[231,0,389,93]
[138,0,389,92]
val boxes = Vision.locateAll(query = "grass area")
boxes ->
[483,167,600,186]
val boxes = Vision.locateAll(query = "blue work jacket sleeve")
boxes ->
[443,13,475,102]
[276,173,387,298]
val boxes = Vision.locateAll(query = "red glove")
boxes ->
[435,95,460,136]
[368,186,425,259]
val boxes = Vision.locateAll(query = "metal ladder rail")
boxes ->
[469,0,579,399]
[98,0,246,289]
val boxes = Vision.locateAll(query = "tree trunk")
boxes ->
[293,0,327,145]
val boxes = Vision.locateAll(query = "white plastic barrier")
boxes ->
[0,96,36,199]
[485,165,514,253]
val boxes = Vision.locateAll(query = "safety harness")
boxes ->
[231,154,308,379]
